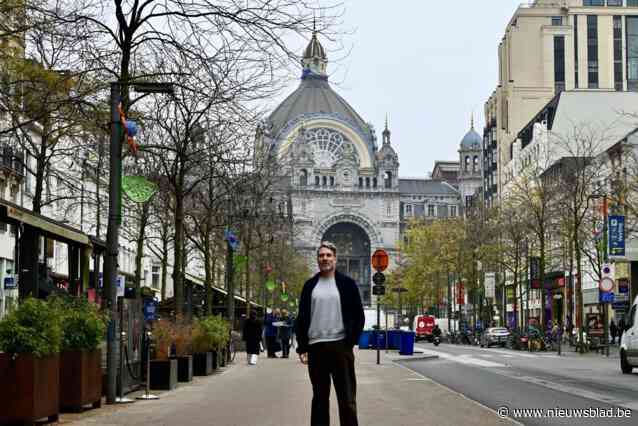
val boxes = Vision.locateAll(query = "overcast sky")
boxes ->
[269,0,522,177]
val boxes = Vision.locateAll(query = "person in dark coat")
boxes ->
[265,308,281,358]
[242,311,263,365]
[278,309,294,358]
[610,319,618,345]
[296,241,365,426]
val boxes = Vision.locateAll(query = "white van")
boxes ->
[620,294,638,374]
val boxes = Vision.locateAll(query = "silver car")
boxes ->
[481,327,510,348]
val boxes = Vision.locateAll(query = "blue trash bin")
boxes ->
[371,331,386,349]
[399,331,415,355]
[358,331,370,349]
[387,329,401,350]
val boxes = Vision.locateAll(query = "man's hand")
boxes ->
[299,352,308,364]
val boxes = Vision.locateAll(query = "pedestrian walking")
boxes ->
[295,241,365,426]
[265,308,281,358]
[242,311,263,365]
[278,309,294,358]
[611,319,619,345]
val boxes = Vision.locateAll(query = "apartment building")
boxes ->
[484,0,638,206]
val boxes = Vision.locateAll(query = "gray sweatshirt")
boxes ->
[308,275,346,345]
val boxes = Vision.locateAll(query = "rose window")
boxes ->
[304,127,358,168]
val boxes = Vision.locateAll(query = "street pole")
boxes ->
[603,195,609,357]
[376,298,380,365]
[105,82,121,405]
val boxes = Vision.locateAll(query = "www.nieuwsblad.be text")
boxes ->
[497,406,632,419]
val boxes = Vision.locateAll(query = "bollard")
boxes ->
[137,330,159,400]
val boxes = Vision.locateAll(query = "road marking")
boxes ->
[415,346,507,368]
[394,361,524,426]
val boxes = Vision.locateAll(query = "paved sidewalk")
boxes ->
[65,349,515,426]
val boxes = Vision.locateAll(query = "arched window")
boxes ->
[473,156,479,172]
[465,156,470,171]
[322,176,327,186]
[329,176,335,186]
[315,176,320,186]
[384,171,392,189]
[373,177,377,188]
[299,169,308,186]
[365,177,370,188]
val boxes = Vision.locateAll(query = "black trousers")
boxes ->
[307,340,358,426]
[266,336,278,357]
[281,337,291,358]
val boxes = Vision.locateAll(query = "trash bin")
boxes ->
[358,331,370,349]
[371,331,385,349]
[387,329,402,350]
[399,331,415,355]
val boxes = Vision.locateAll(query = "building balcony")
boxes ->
[0,147,24,180]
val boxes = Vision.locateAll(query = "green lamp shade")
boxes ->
[265,279,276,292]
[288,301,296,308]
[280,293,289,302]
[122,176,158,203]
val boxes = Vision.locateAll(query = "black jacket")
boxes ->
[295,270,365,354]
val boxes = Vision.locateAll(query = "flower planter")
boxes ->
[172,355,193,382]
[192,352,213,376]
[149,359,178,390]
[60,349,102,411]
[0,353,60,425]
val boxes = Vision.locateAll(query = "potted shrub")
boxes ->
[171,318,193,383]
[149,320,178,390]
[191,318,214,376]
[0,298,62,424]
[51,296,107,412]
[192,315,230,373]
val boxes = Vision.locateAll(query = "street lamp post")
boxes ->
[104,81,173,404]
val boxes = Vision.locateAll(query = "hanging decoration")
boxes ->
[122,175,158,203]
[288,300,296,308]
[234,255,248,272]
[265,279,276,292]
[117,102,139,156]
[280,293,289,302]
[224,229,240,251]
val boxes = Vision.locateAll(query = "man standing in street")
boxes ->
[295,241,365,426]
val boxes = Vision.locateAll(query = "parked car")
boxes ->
[620,295,638,374]
[480,327,510,348]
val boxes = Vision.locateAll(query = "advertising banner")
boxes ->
[608,215,625,257]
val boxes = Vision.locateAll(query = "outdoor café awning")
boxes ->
[0,199,90,246]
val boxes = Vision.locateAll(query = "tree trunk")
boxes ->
[161,229,169,301]
[173,188,184,317]
[225,240,235,329]
[204,226,212,316]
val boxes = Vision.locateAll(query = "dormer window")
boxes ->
[299,169,308,186]
[384,171,392,188]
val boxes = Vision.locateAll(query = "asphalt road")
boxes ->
[397,343,638,426]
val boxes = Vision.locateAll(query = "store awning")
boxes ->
[0,199,89,245]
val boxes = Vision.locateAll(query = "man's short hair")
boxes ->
[317,241,337,256]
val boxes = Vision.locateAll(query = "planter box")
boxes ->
[192,352,213,376]
[60,349,102,411]
[149,359,178,390]
[0,353,60,425]
[172,355,193,382]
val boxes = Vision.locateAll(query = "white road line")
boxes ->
[415,345,508,368]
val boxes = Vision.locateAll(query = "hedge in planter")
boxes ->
[171,319,193,383]
[191,315,230,374]
[0,298,62,425]
[51,296,107,412]
[150,320,178,390]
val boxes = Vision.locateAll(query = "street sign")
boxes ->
[530,257,541,289]
[143,298,158,321]
[3,276,16,290]
[600,291,614,303]
[373,272,386,285]
[371,249,389,272]
[116,275,125,298]
[609,215,625,257]
[372,285,386,296]
[599,277,614,293]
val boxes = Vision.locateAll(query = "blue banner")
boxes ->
[3,276,16,290]
[608,215,625,257]
[600,291,615,303]
[143,299,158,321]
